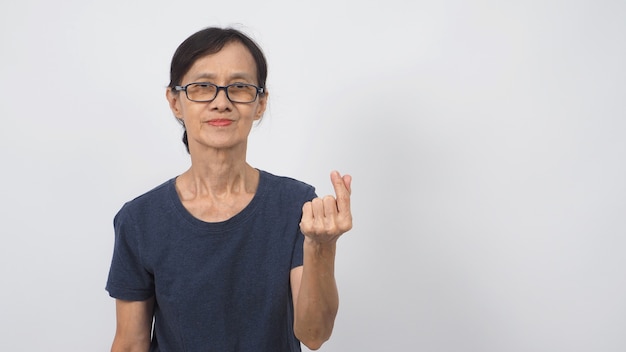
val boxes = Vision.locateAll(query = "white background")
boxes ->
[1,0,625,351]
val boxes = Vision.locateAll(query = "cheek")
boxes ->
[179,104,202,122]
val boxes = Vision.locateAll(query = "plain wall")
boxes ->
[1,0,625,351]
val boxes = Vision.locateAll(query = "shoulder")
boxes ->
[259,170,316,199]
[115,178,176,220]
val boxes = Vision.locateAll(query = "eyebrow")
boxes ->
[191,72,255,82]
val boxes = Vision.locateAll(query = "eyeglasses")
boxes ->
[174,82,264,103]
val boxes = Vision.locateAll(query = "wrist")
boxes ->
[304,237,337,257]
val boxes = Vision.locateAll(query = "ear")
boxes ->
[254,90,269,121]
[166,88,183,119]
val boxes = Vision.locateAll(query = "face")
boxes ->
[166,41,268,154]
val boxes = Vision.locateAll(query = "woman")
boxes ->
[106,26,353,352]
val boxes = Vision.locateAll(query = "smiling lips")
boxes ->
[207,119,233,127]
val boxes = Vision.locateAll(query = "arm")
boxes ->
[111,297,154,352]
[292,171,352,350]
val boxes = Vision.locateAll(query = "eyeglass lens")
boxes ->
[186,83,257,103]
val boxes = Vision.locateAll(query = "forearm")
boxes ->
[111,335,150,352]
[294,239,339,350]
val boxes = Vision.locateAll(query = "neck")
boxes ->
[180,145,257,199]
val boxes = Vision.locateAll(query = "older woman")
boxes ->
[106,27,352,352]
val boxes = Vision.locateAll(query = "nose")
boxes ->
[211,86,231,109]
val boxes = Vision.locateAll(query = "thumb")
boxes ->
[342,174,352,195]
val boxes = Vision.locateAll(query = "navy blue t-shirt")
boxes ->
[106,170,316,352]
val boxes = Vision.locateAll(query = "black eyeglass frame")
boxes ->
[173,82,265,103]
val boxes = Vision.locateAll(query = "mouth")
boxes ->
[206,119,233,127]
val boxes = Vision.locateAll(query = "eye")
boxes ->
[231,83,249,89]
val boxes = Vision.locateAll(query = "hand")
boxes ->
[300,171,353,244]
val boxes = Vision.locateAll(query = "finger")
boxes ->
[311,197,325,220]
[330,170,351,213]
[300,201,313,234]
[301,201,313,222]
[323,195,338,218]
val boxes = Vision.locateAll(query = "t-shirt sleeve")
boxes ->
[105,205,155,301]
[290,186,317,269]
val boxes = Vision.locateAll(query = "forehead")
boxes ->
[184,41,258,82]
